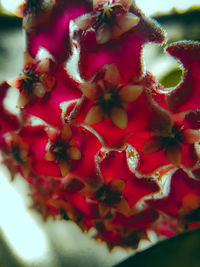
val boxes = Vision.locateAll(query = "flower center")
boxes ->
[96,2,124,26]
[22,68,38,93]
[96,83,122,115]
[52,139,69,161]
[102,2,124,20]
[163,125,184,147]
[96,184,122,205]
[12,146,24,164]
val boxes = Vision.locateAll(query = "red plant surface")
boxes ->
[0,0,200,249]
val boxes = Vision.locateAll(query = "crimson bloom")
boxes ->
[1,0,200,250]
[76,0,165,82]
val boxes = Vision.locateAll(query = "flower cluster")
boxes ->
[0,0,200,249]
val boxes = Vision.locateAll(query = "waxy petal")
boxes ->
[75,13,96,30]
[79,82,98,100]
[142,136,163,154]
[181,129,200,144]
[149,169,200,219]
[67,147,81,160]
[45,150,55,161]
[61,124,72,142]
[110,107,128,129]
[99,150,159,207]
[165,144,181,167]
[119,85,143,103]
[27,0,92,63]
[85,105,104,124]
[59,160,71,176]
[104,64,121,86]
[113,13,140,39]
[79,4,165,83]
[96,23,112,44]
[98,202,110,218]
[24,65,81,127]
[166,42,200,113]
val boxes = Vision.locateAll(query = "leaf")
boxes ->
[114,228,200,267]
[160,69,183,88]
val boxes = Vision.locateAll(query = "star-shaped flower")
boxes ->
[3,132,32,178]
[142,122,200,167]
[75,0,139,44]
[79,64,143,129]
[9,52,56,107]
[45,124,82,176]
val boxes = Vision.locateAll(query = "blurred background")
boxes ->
[0,1,200,266]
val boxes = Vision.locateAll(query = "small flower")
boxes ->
[96,179,130,217]
[75,0,139,44]
[80,64,143,129]
[82,179,130,218]
[142,123,200,166]
[3,132,32,178]
[9,52,56,107]
[45,124,81,177]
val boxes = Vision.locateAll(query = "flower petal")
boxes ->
[119,85,143,103]
[85,105,104,124]
[27,0,92,63]
[149,169,200,218]
[79,82,98,99]
[61,124,72,142]
[104,64,121,86]
[45,150,55,161]
[142,136,163,154]
[75,13,96,30]
[110,107,128,129]
[181,129,200,144]
[98,202,110,218]
[96,23,112,44]
[110,179,126,194]
[165,144,181,166]
[113,13,140,39]
[59,160,71,177]
[67,147,81,160]
[79,5,165,82]
[18,90,30,107]
[166,42,200,113]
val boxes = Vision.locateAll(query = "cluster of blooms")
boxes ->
[0,0,200,249]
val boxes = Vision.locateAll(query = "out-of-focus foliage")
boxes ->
[115,228,200,267]
[160,68,183,88]
[155,7,200,42]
